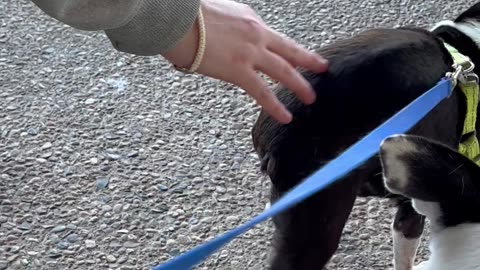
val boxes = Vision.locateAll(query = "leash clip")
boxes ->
[445,63,463,89]
[446,58,477,90]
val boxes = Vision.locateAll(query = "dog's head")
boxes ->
[379,134,480,232]
[432,2,480,39]
[432,2,480,75]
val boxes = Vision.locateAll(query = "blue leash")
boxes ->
[152,78,453,270]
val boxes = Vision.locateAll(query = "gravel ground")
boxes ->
[0,0,476,269]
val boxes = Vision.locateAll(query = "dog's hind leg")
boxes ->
[267,174,361,270]
[391,198,425,270]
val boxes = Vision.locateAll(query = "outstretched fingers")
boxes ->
[237,69,292,124]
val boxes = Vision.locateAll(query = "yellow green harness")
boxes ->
[444,43,480,165]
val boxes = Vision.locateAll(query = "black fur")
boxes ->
[251,3,480,270]
[392,197,425,238]
[455,2,480,23]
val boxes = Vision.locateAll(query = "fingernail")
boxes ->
[318,56,329,66]
[307,90,316,104]
[304,84,316,104]
[280,110,293,124]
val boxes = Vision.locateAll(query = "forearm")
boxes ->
[31,0,201,55]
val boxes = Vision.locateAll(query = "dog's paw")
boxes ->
[379,135,419,195]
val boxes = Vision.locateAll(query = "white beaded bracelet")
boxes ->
[173,7,206,74]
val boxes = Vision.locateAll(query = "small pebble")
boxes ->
[226,216,239,223]
[166,239,176,249]
[26,128,38,136]
[106,255,117,263]
[57,241,69,250]
[106,152,121,160]
[113,204,123,213]
[85,98,96,105]
[123,241,139,248]
[51,225,66,233]
[18,222,31,231]
[41,142,52,149]
[41,152,52,158]
[66,234,79,243]
[85,240,96,249]
[0,216,7,223]
[126,151,139,158]
[48,249,62,259]
[96,178,110,191]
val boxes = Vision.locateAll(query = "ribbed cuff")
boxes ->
[105,0,201,56]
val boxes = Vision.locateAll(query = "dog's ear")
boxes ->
[455,2,480,23]
[379,134,480,203]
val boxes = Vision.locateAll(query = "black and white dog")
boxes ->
[380,134,480,270]
[252,2,480,270]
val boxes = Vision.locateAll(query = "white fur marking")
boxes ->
[431,20,456,31]
[381,136,419,194]
[418,223,480,270]
[411,200,443,233]
[411,200,440,221]
[393,228,421,270]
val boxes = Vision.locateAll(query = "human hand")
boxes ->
[162,0,329,124]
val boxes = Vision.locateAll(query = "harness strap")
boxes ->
[444,43,480,165]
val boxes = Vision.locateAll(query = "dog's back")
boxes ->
[252,27,459,191]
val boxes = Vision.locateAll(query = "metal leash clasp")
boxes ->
[446,63,464,90]
[446,58,478,90]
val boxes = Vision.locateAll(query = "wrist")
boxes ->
[162,9,201,69]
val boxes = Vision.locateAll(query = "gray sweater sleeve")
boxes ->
[31,0,201,56]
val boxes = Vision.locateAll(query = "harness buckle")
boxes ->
[459,72,479,85]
